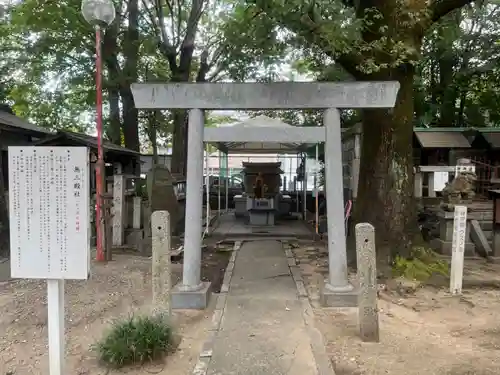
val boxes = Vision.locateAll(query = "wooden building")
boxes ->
[342,126,500,200]
[35,131,141,193]
[0,109,53,190]
[1,109,140,196]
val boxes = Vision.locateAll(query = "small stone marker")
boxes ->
[112,174,125,246]
[151,211,172,316]
[450,205,467,295]
[355,223,379,342]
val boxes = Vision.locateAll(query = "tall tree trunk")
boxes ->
[436,10,461,127]
[148,110,160,166]
[159,0,204,176]
[103,16,122,145]
[457,89,467,126]
[170,110,188,175]
[121,0,140,152]
[0,147,9,258]
[353,66,419,266]
[437,54,457,127]
[107,86,121,144]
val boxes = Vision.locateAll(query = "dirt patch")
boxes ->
[198,244,231,293]
[292,242,500,375]
[0,246,230,375]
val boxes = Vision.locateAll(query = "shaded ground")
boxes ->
[194,242,232,293]
[0,246,230,375]
[293,242,500,375]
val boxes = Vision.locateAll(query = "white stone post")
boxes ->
[450,205,467,295]
[303,154,307,220]
[151,211,172,316]
[218,150,221,216]
[112,174,125,246]
[321,108,355,306]
[205,144,210,231]
[356,223,379,342]
[352,132,361,200]
[315,144,320,233]
[182,109,204,289]
[294,175,299,211]
[414,170,423,198]
[428,172,436,197]
[132,196,142,229]
[113,162,123,175]
[225,152,229,212]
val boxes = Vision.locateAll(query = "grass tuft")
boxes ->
[392,246,449,282]
[94,314,174,368]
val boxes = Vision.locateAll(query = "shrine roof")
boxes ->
[209,115,320,154]
[0,110,52,136]
[34,131,140,157]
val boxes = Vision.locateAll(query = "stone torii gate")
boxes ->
[131,82,399,309]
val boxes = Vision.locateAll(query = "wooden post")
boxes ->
[450,205,467,295]
[151,210,172,316]
[355,223,379,342]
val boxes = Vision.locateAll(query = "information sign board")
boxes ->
[8,147,90,280]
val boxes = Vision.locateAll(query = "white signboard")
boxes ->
[450,205,467,295]
[455,165,475,175]
[8,147,90,280]
[433,172,449,192]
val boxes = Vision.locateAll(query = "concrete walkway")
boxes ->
[205,240,321,375]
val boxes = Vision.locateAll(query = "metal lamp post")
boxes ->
[81,0,116,262]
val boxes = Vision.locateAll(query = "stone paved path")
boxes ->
[206,240,319,375]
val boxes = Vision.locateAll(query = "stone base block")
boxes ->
[430,238,476,257]
[249,211,275,226]
[172,281,212,310]
[320,283,358,307]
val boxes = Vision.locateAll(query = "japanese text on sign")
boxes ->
[450,205,467,295]
[452,206,467,253]
[8,147,90,280]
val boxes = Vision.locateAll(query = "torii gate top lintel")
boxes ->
[131,81,400,110]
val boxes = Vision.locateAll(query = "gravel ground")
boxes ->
[292,242,500,375]
[0,247,230,375]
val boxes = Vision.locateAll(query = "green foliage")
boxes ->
[392,246,449,281]
[94,314,174,368]
[416,2,500,127]
[0,0,95,131]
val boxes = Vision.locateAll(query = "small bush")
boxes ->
[95,314,174,368]
[392,246,449,282]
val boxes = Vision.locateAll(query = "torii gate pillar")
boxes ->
[131,82,399,309]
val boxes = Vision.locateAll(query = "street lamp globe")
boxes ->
[81,0,116,27]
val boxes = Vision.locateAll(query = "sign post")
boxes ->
[355,223,379,342]
[8,147,90,375]
[151,211,172,316]
[450,205,467,295]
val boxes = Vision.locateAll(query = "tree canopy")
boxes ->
[1,0,499,264]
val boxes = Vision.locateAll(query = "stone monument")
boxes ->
[146,165,183,235]
[432,162,477,256]
[441,171,476,211]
